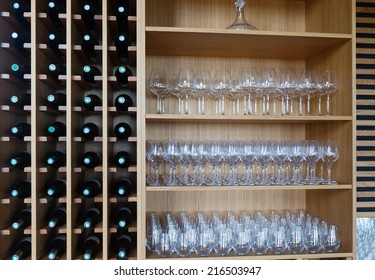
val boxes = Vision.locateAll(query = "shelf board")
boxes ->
[1,166,31,173]
[108,136,137,143]
[146,184,352,192]
[39,105,66,114]
[38,136,67,142]
[146,114,353,123]
[73,195,104,204]
[1,74,30,88]
[109,193,137,203]
[1,105,31,114]
[108,106,137,114]
[1,136,31,142]
[108,76,137,91]
[39,196,67,204]
[146,27,352,59]
[38,43,66,61]
[39,167,67,173]
[146,251,354,260]
[0,196,31,205]
[40,225,67,235]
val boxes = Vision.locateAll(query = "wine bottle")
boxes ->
[47,1,66,30]
[114,122,132,139]
[48,206,66,228]
[11,236,31,260]
[82,1,100,36]
[11,32,30,57]
[9,151,31,169]
[48,235,66,260]
[111,177,135,197]
[82,34,99,62]
[10,122,31,139]
[10,63,30,79]
[82,234,101,260]
[81,151,101,168]
[115,6,129,35]
[81,122,100,140]
[114,94,133,112]
[10,180,31,198]
[83,206,101,229]
[48,33,65,59]
[11,1,31,28]
[83,94,102,112]
[81,179,101,198]
[47,121,66,139]
[115,66,133,88]
[45,179,66,198]
[11,208,31,230]
[45,151,66,168]
[82,65,102,85]
[114,34,131,62]
[115,234,132,259]
[47,92,66,109]
[114,151,133,168]
[10,93,31,108]
[113,203,135,229]
[48,63,66,80]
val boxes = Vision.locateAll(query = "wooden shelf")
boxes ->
[146,114,353,123]
[38,136,67,142]
[73,195,104,204]
[40,225,67,235]
[146,27,352,59]
[109,193,137,203]
[1,74,31,88]
[39,105,67,114]
[109,136,137,143]
[146,184,353,192]
[39,74,66,89]
[38,43,66,60]
[1,167,31,173]
[39,197,67,204]
[1,105,31,114]
[1,136,31,142]
[108,46,137,66]
[108,106,137,114]
[108,76,137,91]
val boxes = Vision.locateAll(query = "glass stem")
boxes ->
[285,94,290,115]
[318,95,322,116]
[243,95,247,115]
[157,96,161,114]
[236,97,240,115]
[326,94,331,116]
[307,93,311,116]
[198,96,201,115]
[262,96,266,115]
[327,163,333,184]
[215,99,219,115]
[178,97,182,114]
[155,165,160,186]
[281,96,285,116]
[299,96,303,116]
[248,94,253,115]
[202,96,205,115]
[221,95,225,115]
[185,93,189,114]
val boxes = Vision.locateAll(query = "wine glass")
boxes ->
[232,222,253,256]
[213,70,232,115]
[271,141,288,185]
[269,225,287,254]
[279,69,298,116]
[255,141,272,185]
[238,67,259,115]
[319,70,339,116]
[176,68,195,114]
[194,222,215,257]
[193,70,211,115]
[321,140,339,185]
[228,80,243,115]
[162,141,182,186]
[259,68,278,115]
[322,224,341,253]
[146,140,164,186]
[287,141,305,185]
[304,140,321,185]
[241,141,257,186]
[299,69,318,116]
[149,69,170,114]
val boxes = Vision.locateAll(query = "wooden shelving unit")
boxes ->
[139,0,356,260]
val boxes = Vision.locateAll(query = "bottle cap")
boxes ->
[48,220,56,228]
[84,4,90,11]
[118,187,125,196]
[11,127,19,134]
[13,3,20,9]
[48,126,56,133]
[10,159,18,166]
[119,35,125,42]
[48,252,56,260]
[84,221,91,229]
[118,96,125,104]
[48,2,55,8]
[84,34,90,41]
[118,220,126,228]
[49,64,57,71]
[118,6,125,13]
[118,126,126,134]
[11,255,20,261]
[83,127,91,134]
[84,96,91,104]
[11,32,18,39]
[47,189,54,196]
[11,64,20,72]
[12,222,20,230]
[83,158,91,165]
[83,65,91,73]
[49,33,56,40]
[118,250,126,259]
[11,96,19,103]
[119,66,126,74]
[118,157,126,165]
[83,189,90,197]
[11,190,18,197]
[47,94,55,102]
[83,253,91,260]
[47,158,55,165]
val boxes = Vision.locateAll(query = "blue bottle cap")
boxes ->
[49,64,57,71]
[119,66,126,74]
[48,252,56,260]
[49,34,56,41]
[84,158,91,165]
[118,6,125,13]
[118,251,126,259]
[12,255,20,260]
[11,127,19,134]
[12,222,20,230]
[84,97,91,104]
[11,190,18,197]
[119,35,125,42]
[118,157,125,165]
[83,65,91,73]
[13,3,20,9]
[48,2,55,8]
[84,4,90,11]
[118,96,125,104]
[84,34,90,41]
[118,187,125,196]
[47,158,55,165]
[48,126,56,133]
[118,127,125,134]
[11,96,19,103]
[47,94,55,102]
[48,220,56,228]
[11,32,18,39]
[47,189,54,196]
[83,253,91,260]
[83,127,90,134]
[11,64,20,71]
[83,189,90,196]
[84,221,91,229]
[118,220,126,228]
[10,159,18,166]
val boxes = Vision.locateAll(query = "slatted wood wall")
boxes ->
[357,0,375,216]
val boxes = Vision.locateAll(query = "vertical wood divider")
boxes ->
[102,0,109,260]
[66,0,73,260]
[30,0,37,260]
[137,0,146,260]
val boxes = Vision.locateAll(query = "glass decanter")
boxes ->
[226,0,258,30]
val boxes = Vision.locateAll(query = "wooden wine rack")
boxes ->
[0,0,357,260]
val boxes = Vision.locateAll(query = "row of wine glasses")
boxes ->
[148,68,339,116]
[146,140,339,187]
[146,210,341,258]
[356,218,375,260]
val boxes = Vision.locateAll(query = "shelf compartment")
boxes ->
[73,45,102,64]
[146,184,353,192]
[146,27,352,59]
[109,193,137,203]
[1,74,31,88]
[73,137,103,142]
[1,136,31,142]
[109,221,137,234]
[1,105,31,114]
[72,75,102,90]
[0,197,31,205]
[0,11,30,30]
[38,136,67,142]
[73,222,104,234]
[39,167,67,173]
[1,42,31,57]
[38,12,67,28]
[108,15,137,41]
[108,76,137,91]
[38,43,67,61]
[108,136,137,143]
[39,105,67,114]
[40,225,67,235]
[73,195,104,204]
[73,14,102,33]
[39,197,67,204]
[108,106,137,114]
[109,166,137,173]
[1,167,31,173]
[146,114,353,123]
[108,46,137,66]
[38,74,66,89]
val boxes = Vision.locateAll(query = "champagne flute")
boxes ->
[149,69,170,114]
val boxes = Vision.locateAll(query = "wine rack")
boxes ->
[0,0,138,260]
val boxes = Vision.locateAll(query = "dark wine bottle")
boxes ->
[10,93,31,108]
[10,122,31,139]
[11,1,31,28]
[11,208,31,230]
[114,94,133,112]
[48,33,65,59]
[47,121,66,139]
[82,1,100,36]
[82,65,102,85]
[114,34,131,62]
[10,151,31,169]
[115,66,133,88]
[11,32,30,57]
[114,151,133,168]
[10,180,31,198]
[81,151,101,168]
[83,206,101,229]
[113,203,135,229]
[47,1,66,30]
[82,234,101,260]
[83,94,102,112]
[48,206,66,228]
[115,6,129,35]
[11,236,31,260]
[45,151,66,168]
[81,179,101,198]
[45,179,66,197]
[114,122,132,139]
[10,63,30,79]
[81,122,100,140]
[47,92,66,109]
[48,235,66,260]
[115,234,132,259]
[111,177,135,197]
[82,34,99,62]
[48,63,66,81]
